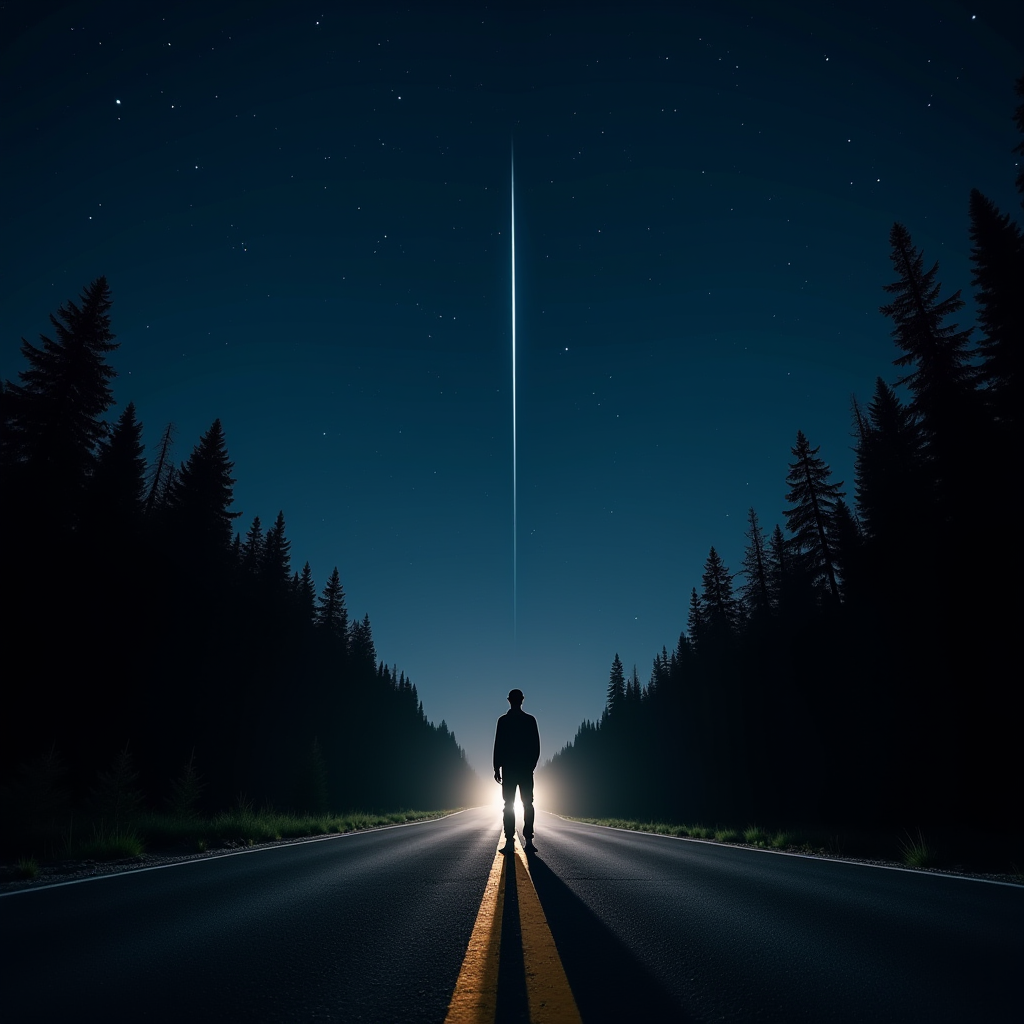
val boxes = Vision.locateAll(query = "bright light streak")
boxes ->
[511,143,517,645]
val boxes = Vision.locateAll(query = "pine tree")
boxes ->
[830,498,863,600]
[880,222,980,510]
[784,431,843,602]
[144,422,176,514]
[700,546,739,637]
[348,613,376,672]
[88,401,146,532]
[739,507,772,617]
[605,653,625,718]
[89,743,143,827]
[968,188,1023,430]
[766,524,790,608]
[241,516,264,575]
[853,379,927,546]
[3,277,118,527]
[686,587,705,650]
[167,750,204,820]
[295,561,316,624]
[262,511,292,592]
[167,419,240,560]
[316,567,348,640]
[625,665,642,707]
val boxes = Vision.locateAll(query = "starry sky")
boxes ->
[3,1,1022,781]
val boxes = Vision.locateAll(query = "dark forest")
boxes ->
[0,292,480,843]
[540,78,1023,838]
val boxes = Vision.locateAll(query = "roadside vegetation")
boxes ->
[2,805,454,877]
[0,740,456,876]
[564,817,1020,876]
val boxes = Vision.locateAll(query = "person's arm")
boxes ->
[529,717,540,771]
[493,718,503,783]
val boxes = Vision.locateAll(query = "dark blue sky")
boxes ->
[3,1,1021,777]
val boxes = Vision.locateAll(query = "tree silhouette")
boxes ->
[968,188,1023,432]
[784,431,843,602]
[3,277,118,530]
[348,613,376,672]
[88,401,146,534]
[605,653,625,719]
[144,422,176,515]
[316,567,348,640]
[167,419,240,562]
[830,498,863,600]
[262,511,292,593]
[686,587,705,649]
[739,507,772,618]
[880,222,979,515]
[295,561,316,625]
[700,547,739,639]
[853,379,927,551]
[241,516,265,575]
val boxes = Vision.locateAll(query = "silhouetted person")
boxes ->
[493,688,540,852]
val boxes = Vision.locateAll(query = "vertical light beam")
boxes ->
[511,145,517,645]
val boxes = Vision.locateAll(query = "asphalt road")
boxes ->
[1,808,1021,1023]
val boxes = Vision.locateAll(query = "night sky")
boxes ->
[3,1,1021,781]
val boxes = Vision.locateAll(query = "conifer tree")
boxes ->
[167,419,240,560]
[88,401,146,531]
[241,516,264,575]
[625,665,642,708]
[686,587,705,650]
[144,422,176,514]
[605,654,625,718]
[348,613,376,672]
[295,561,316,624]
[316,567,348,640]
[968,188,1023,430]
[784,431,843,602]
[89,743,143,827]
[167,750,204,820]
[880,222,979,509]
[853,379,927,546]
[766,524,790,607]
[3,277,118,526]
[262,511,292,592]
[830,498,863,600]
[739,507,772,617]
[700,546,739,637]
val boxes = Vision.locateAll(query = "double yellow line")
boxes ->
[444,834,581,1024]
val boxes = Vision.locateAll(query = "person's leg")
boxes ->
[501,777,517,840]
[520,773,535,839]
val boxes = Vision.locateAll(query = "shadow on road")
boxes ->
[525,851,691,1023]
[496,851,530,1024]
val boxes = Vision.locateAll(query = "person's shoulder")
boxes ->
[524,711,538,723]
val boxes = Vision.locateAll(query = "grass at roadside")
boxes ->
[567,817,798,853]
[562,816,1021,877]
[5,808,457,870]
[135,806,453,852]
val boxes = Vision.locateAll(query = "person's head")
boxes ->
[507,688,525,708]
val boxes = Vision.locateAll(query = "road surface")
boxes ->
[1,807,1020,1022]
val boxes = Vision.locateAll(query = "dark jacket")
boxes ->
[492,708,541,774]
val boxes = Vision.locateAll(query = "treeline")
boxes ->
[0,283,478,822]
[541,76,1023,832]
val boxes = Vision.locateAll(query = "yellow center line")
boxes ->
[514,843,582,1024]
[444,833,507,1024]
